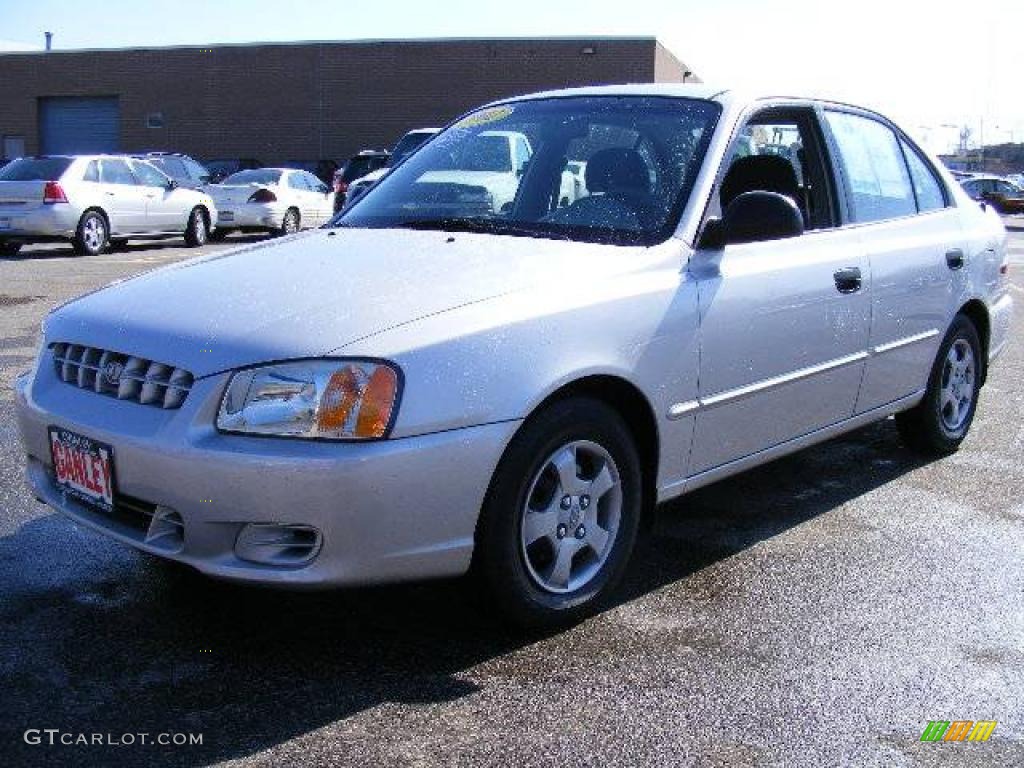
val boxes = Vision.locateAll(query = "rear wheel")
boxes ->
[184,207,208,247]
[0,241,22,257]
[474,398,642,628]
[896,314,982,455]
[277,208,300,236]
[73,211,108,256]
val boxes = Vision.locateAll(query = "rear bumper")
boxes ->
[0,205,80,239]
[216,203,286,230]
[988,291,1014,365]
[14,364,519,588]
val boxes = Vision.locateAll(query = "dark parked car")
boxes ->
[960,175,1024,214]
[206,158,262,184]
[132,152,212,189]
[332,150,389,212]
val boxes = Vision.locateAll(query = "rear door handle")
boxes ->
[833,266,862,294]
[946,248,965,270]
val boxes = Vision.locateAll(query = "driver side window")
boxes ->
[718,108,838,231]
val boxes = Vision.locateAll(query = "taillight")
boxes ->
[43,181,68,204]
[248,188,277,203]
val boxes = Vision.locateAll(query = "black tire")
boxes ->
[72,210,108,256]
[895,314,983,456]
[276,208,300,236]
[208,228,231,241]
[184,207,208,247]
[0,241,21,257]
[473,398,643,628]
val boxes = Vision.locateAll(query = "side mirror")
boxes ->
[699,191,804,249]
[166,178,178,190]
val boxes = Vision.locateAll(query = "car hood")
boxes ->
[45,227,646,378]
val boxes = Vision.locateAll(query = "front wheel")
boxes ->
[474,398,643,628]
[184,207,208,247]
[895,314,982,455]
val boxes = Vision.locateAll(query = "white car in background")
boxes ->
[0,155,216,256]
[417,130,533,213]
[209,168,334,238]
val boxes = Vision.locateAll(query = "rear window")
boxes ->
[0,157,73,181]
[222,169,282,185]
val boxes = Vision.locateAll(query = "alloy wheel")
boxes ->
[939,338,975,431]
[83,216,105,251]
[519,440,622,594]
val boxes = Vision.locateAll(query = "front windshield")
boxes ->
[222,169,282,185]
[335,96,720,246]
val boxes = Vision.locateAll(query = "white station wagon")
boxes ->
[15,85,1014,626]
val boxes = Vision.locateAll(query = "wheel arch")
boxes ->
[957,299,990,383]
[522,374,660,527]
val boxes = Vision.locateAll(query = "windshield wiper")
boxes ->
[395,217,565,240]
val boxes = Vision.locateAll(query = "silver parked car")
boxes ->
[0,155,217,256]
[15,85,1014,626]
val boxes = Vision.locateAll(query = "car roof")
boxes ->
[489,83,906,123]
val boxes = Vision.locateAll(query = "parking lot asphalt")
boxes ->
[1,228,1022,767]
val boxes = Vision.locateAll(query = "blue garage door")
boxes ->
[38,97,120,155]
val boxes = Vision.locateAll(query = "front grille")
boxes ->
[51,343,194,409]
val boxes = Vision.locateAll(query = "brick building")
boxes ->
[0,37,695,164]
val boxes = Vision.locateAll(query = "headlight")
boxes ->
[217,359,401,440]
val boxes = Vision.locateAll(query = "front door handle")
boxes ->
[946,248,965,270]
[833,266,862,294]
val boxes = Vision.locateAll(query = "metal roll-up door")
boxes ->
[38,96,120,154]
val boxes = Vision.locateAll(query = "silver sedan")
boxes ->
[15,85,1014,626]
[0,155,217,256]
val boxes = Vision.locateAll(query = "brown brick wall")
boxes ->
[0,37,689,163]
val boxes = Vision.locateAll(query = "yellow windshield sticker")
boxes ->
[455,105,514,129]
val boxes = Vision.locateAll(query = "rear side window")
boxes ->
[825,111,916,223]
[900,140,947,212]
[131,160,169,187]
[82,161,99,183]
[287,173,308,190]
[99,159,137,185]
[0,156,73,181]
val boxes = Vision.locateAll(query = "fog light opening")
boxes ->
[235,523,322,566]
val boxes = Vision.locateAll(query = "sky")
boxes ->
[1,0,1021,154]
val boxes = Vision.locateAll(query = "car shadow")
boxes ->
[1,234,270,262]
[0,419,927,766]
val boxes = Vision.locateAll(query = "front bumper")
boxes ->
[0,205,81,239]
[216,203,287,230]
[14,361,518,587]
